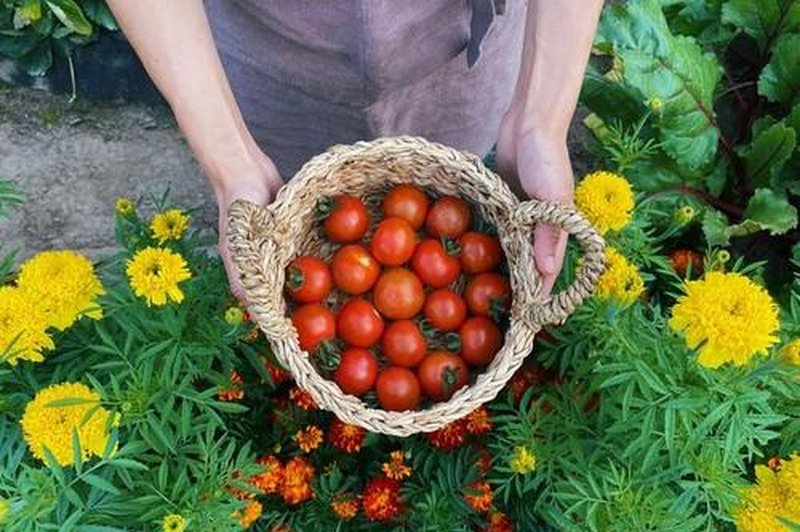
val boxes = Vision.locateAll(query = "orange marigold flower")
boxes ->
[465,407,493,436]
[362,476,402,522]
[669,249,704,278]
[235,500,263,528]
[464,481,493,513]
[328,419,366,454]
[262,356,290,385]
[383,451,412,480]
[427,419,467,451]
[767,456,782,472]
[281,456,315,505]
[289,386,317,410]
[482,511,513,532]
[475,447,493,477]
[218,370,245,401]
[331,493,360,520]
[294,425,324,453]
[250,455,283,494]
[228,470,254,500]
[382,451,412,481]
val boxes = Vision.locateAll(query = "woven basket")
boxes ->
[228,136,605,437]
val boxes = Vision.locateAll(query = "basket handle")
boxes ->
[514,199,606,326]
[227,199,293,338]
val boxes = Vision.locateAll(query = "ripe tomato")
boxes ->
[322,195,370,243]
[382,320,427,367]
[331,244,380,295]
[337,298,385,347]
[334,347,378,396]
[383,184,429,230]
[425,196,472,238]
[373,268,425,320]
[417,351,469,401]
[411,239,461,288]
[376,367,422,411]
[459,232,502,274]
[285,256,332,303]
[465,273,511,317]
[459,316,503,366]
[370,217,417,266]
[291,303,335,352]
[423,289,467,332]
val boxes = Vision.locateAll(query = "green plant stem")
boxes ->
[644,186,744,219]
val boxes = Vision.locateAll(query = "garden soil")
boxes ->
[0,85,594,263]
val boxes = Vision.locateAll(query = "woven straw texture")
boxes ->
[228,136,605,436]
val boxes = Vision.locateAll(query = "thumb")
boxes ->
[534,223,568,299]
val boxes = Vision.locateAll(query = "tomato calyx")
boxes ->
[286,267,306,290]
[442,237,461,257]
[488,298,509,323]
[315,196,334,221]
[315,339,343,374]
[441,366,462,399]
[443,333,461,352]
[418,319,439,339]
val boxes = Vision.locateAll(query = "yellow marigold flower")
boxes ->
[294,425,324,453]
[575,171,635,235]
[509,445,536,475]
[16,250,104,330]
[595,248,644,306]
[235,500,263,528]
[225,306,245,326]
[115,198,135,217]
[161,513,187,532]
[0,497,9,524]
[669,272,779,369]
[126,247,192,307]
[780,339,800,366]
[150,209,190,244]
[382,451,412,481]
[735,462,800,532]
[0,286,54,365]
[20,382,118,466]
[331,493,359,520]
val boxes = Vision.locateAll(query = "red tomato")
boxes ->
[465,273,511,317]
[410,239,461,288]
[376,367,422,411]
[382,319,427,367]
[425,196,472,238]
[373,268,425,320]
[383,184,429,230]
[417,351,469,401]
[291,304,335,352]
[331,244,380,295]
[459,232,503,274]
[334,347,378,396]
[423,289,467,332]
[459,316,503,366]
[285,256,332,303]
[322,195,370,243]
[370,217,418,266]
[337,298,385,347]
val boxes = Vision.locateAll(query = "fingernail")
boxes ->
[541,256,555,275]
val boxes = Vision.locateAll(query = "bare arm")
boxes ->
[496,0,604,296]
[106,0,281,299]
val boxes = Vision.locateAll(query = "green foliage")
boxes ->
[0,0,116,78]
[583,0,800,292]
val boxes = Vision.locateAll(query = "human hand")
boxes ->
[495,120,574,298]
[213,147,283,303]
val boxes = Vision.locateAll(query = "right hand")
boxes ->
[214,147,283,303]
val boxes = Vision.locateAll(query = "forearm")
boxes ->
[106,0,273,195]
[510,0,604,141]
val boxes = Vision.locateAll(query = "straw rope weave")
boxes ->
[228,136,605,436]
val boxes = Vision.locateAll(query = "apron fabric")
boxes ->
[205,0,526,178]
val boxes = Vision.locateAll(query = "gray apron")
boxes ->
[205,0,526,177]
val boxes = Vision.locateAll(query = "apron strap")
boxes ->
[467,0,505,67]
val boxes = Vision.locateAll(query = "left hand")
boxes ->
[495,116,574,298]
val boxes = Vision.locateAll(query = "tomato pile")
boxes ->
[285,185,511,412]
